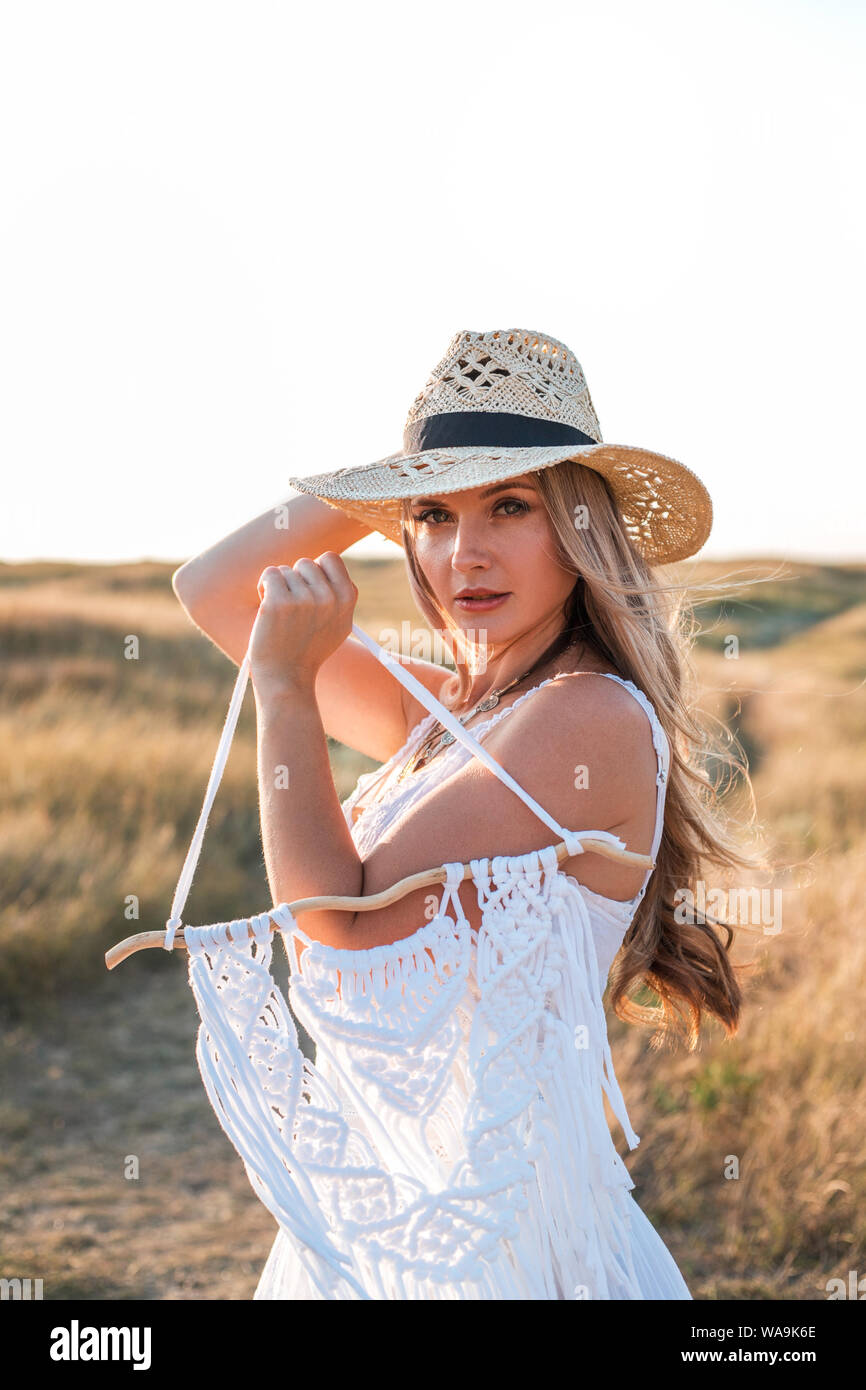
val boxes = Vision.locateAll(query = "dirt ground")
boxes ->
[0,961,288,1300]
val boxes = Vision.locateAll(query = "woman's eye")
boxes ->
[413,498,529,524]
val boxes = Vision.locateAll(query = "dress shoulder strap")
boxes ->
[595,673,670,907]
[596,674,669,848]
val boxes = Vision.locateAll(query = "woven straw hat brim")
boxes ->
[287,441,712,567]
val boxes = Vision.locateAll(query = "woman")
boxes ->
[172,327,768,1299]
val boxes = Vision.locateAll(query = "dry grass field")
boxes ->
[1,555,864,1299]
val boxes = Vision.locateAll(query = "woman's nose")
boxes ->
[449,518,494,566]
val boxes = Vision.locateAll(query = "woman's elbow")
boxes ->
[172,561,202,613]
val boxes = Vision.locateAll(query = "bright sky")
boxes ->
[1,0,863,566]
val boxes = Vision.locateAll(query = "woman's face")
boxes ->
[408,474,577,644]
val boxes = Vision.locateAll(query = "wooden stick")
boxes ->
[104,834,653,970]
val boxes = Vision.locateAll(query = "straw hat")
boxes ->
[286,327,712,566]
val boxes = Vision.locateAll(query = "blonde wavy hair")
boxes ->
[399,460,778,1053]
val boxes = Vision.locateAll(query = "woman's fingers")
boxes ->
[257,560,323,602]
[257,566,290,602]
[258,553,357,604]
[277,560,327,602]
[313,551,359,600]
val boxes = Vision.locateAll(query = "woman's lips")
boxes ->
[454,592,510,611]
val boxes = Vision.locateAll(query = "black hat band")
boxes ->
[403,411,598,454]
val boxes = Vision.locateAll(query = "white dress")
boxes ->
[174,629,692,1300]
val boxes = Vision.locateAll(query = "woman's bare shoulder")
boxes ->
[483,666,653,772]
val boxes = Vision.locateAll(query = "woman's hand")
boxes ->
[248,552,359,699]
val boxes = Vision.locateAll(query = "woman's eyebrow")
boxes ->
[412,482,538,506]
